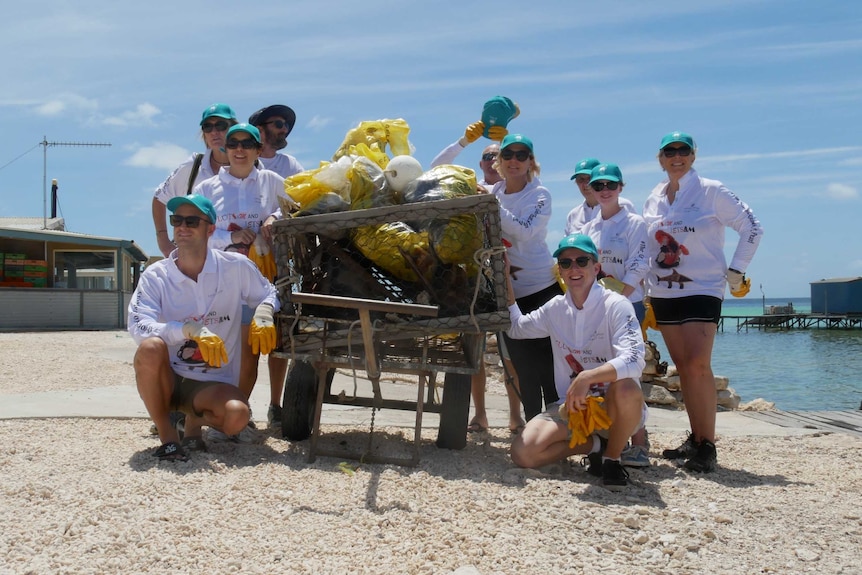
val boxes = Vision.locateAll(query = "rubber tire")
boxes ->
[435,372,471,450]
[281,360,319,441]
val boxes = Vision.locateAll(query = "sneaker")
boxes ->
[581,435,607,477]
[246,408,257,429]
[232,424,263,445]
[267,404,283,427]
[149,411,186,437]
[662,432,697,460]
[601,459,630,490]
[683,439,717,473]
[206,428,232,443]
[621,445,651,468]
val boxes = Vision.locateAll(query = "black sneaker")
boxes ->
[581,435,606,477]
[267,404,283,427]
[601,459,630,490]
[662,432,697,459]
[683,439,717,473]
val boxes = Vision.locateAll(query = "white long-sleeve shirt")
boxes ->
[643,168,764,299]
[259,153,304,179]
[153,150,217,205]
[128,249,279,385]
[564,196,635,235]
[581,209,650,304]
[192,166,287,252]
[430,140,495,187]
[491,179,556,299]
[507,282,645,400]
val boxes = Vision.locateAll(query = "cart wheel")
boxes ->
[435,372,471,450]
[282,360,332,441]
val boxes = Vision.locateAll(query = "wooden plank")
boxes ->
[740,410,862,437]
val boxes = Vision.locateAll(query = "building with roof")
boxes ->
[0,218,149,331]
[810,277,862,315]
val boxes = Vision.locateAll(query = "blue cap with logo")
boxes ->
[570,157,601,180]
[200,103,237,126]
[481,96,519,138]
[553,233,598,260]
[167,195,218,225]
[226,123,261,143]
[500,133,533,153]
[589,163,624,184]
[660,131,696,150]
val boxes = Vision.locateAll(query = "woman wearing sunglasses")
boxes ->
[491,134,563,421]
[643,131,763,473]
[191,123,299,442]
[152,103,238,257]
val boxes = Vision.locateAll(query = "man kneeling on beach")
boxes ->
[128,195,279,461]
[508,234,646,489]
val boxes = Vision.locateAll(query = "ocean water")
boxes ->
[648,298,862,411]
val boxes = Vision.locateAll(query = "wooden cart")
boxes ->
[271,194,510,466]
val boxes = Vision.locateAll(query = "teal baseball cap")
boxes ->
[589,163,624,184]
[500,133,533,152]
[481,96,519,138]
[226,123,261,143]
[570,158,601,180]
[200,103,237,126]
[660,131,696,150]
[167,195,218,224]
[553,233,598,260]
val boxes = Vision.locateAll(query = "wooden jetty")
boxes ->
[740,409,862,438]
[720,313,862,332]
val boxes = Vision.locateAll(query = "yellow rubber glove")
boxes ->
[248,303,277,356]
[182,322,228,368]
[487,125,508,142]
[461,122,484,145]
[249,235,277,281]
[727,269,751,298]
[641,301,657,341]
[598,276,626,294]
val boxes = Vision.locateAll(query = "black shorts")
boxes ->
[169,374,222,417]
[650,295,721,325]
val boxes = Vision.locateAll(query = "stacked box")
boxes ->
[21,259,48,288]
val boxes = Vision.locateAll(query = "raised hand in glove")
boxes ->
[248,234,277,281]
[459,122,485,146]
[248,303,277,356]
[727,268,751,298]
[182,322,228,368]
[487,125,508,142]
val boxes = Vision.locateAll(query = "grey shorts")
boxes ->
[536,396,648,440]
[169,373,222,417]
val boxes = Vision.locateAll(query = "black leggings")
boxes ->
[502,282,564,420]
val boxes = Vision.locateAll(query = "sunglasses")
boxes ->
[574,175,591,184]
[169,215,211,228]
[201,120,230,133]
[558,256,594,269]
[481,152,498,162]
[590,181,620,192]
[225,138,259,150]
[263,119,290,129]
[500,149,532,162]
[662,146,693,158]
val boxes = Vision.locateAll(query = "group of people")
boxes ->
[130,103,764,489]
[132,103,303,460]
[448,123,762,489]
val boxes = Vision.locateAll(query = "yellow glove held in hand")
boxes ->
[486,125,508,142]
[727,269,751,298]
[182,322,228,368]
[248,303,277,356]
[462,122,484,144]
[641,301,657,341]
[559,397,613,448]
[249,236,277,281]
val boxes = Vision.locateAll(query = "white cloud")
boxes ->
[124,142,190,171]
[103,103,161,127]
[33,93,98,117]
[306,115,334,131]
[825,183,857,200]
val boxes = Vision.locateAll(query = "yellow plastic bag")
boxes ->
[351,222,430,282]
[332,119,413,167]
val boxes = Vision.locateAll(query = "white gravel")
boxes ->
[1,331,860,574]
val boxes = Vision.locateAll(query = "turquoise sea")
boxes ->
[648,297,862,411]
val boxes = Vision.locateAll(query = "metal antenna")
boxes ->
[40,136,112,229]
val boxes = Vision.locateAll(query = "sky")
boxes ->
[1,0,860,299]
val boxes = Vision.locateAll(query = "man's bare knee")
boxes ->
[221,399,250,435]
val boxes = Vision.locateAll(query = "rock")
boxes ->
[713,375,729,391]
[642,382,679,406]
[739,398,776,411]
[716,388,741,409]
[663,375,681,391]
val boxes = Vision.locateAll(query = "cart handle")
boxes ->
[289,292,439,317]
